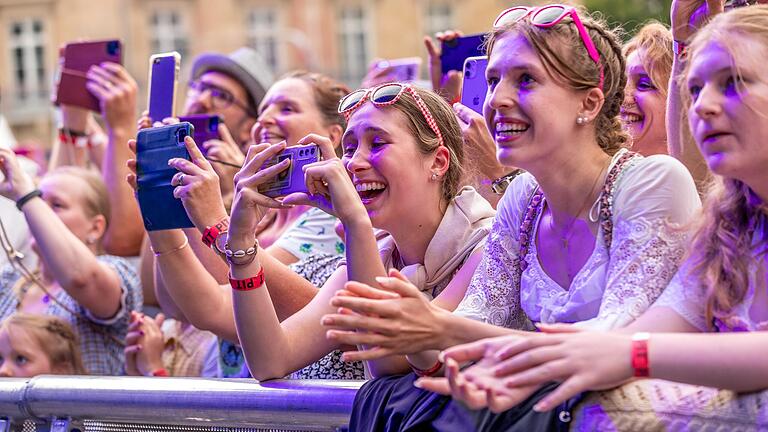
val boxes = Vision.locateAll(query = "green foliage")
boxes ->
[583,0,671,39]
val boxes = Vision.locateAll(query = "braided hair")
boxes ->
[485,6,631,155]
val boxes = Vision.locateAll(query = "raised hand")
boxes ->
[86,62,138,135]
[671,0,724,42]
[424,30,464,103]
[0,148,36,201]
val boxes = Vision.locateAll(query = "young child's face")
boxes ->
[0,325,53,377]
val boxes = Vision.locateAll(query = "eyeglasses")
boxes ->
[187,80,258,118]
[338,83,445,148]
[493,4,604,91]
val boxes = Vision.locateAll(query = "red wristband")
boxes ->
[202,217,230,247]
[229,267,265,291]
[408,359,443,377]
[151,368,169,377]
[631,332,650,377]
[58,130,89,148]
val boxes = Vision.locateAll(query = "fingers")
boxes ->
[492,345,562,377]
[297,134,337,160]
[328,295,397,317]
[236,156,291,191]
[332,344,393,362]
[493,335,557,362]
[535,323,582,334]
[414,377,451,395]
[321,313,398,336]
[373,273,423,298]
[168,155,208,178]
[502,358,571,389]
[533,377,585,412]
[341,280,400,300]
[182,135,214,171]
[440,339,494,364]
[240,142,284,177]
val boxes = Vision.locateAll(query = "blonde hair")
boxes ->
[485,6,631,155]
[2,313,87,375]
[682,6,768,329]
[623,21,673,99]
[47,166,111,230]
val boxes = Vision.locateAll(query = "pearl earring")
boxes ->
[431,173,438,181]
[576,116,588,125]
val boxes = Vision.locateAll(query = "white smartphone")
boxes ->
[460,56,489,115]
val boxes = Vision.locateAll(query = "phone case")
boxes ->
[378,57,422,82]
[55,40,122,111]
[179,115,221,157]
[147,52,181,122]
[136,122,195,231]
[461,56,489,115]
[258,144,320,198]
[440,34,485,74]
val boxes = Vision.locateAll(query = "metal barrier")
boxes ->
[0,376,365,432]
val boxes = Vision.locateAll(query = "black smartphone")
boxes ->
[136,122,196,231]
[440,34,485,74]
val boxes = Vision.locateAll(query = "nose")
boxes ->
[257,106,277,127]
[485,81,516,113]
[693,84,722,120]
[623,83,637,108]
[0,361,13,378]
[344,147,371,174]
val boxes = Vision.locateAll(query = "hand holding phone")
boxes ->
[136,122,195,231]
[440,33,485,74]
[258,144,320,198]
[147,52,181,123]
[178,114,221,157]
[55,40,122,111]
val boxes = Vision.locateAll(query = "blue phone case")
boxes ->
[148,53,179,122]
[440,34,485,73]
[136,122,195,231]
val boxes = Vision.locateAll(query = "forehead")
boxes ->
[626,50,647,73]
[39,173,88,197]
[344,102,410,137]
[488,32,542,72]
[260,78,314,107]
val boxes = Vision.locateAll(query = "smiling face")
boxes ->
[622,49,668,155]
[253,78,330,147]
[0,324,52,378]
[341,102,437,229]
[484,32,586,168]
[686,39,768,182]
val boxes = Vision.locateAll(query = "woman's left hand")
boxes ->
[321,268,447,361]
[488,331,634,412]
[281,134,367,224]
[0,148,36,201]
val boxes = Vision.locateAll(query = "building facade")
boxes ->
[0,0,526,145]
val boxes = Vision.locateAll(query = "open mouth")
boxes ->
[495,121,529,140]
[355,181,387,203]
[621,112,644,125]
[260,132,285,143]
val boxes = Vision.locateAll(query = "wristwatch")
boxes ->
[491,169,525,195]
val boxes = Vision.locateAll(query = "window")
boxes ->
[246,7,281,74]
[424,2,454,37]
[8,18,47,104]
[338,6,369,84]
[150,11,188,58]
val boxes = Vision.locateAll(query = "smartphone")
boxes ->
[258,144,320,198]
[55,40,122,111]
[376,57,422,82]
[440,33,485,74]
[461,56,489,115]
[179,114,221,156]
[147,52,181,123]
[136,122,195,231]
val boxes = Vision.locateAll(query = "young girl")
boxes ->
[434,6,768,429]
[0,313,86,377]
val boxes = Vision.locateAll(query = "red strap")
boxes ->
[202,217,229,247]
[229,267,265,291]
[409,359,443,377]
[151,368,169,377]
[631,333,650,377]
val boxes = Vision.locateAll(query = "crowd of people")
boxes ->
[0,0,767,430]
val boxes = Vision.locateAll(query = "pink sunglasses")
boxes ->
[494,4,604,91]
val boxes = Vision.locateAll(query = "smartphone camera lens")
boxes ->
[177,131,186,143]
[465,62,474,79]
[107,41,119,56]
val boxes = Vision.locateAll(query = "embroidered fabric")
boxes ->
[454,153,700,330]
[571,379,768,431]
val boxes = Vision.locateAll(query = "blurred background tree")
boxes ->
[583,0,671,38]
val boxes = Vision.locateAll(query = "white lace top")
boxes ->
[653,229,768,332]
[454,153,701,331]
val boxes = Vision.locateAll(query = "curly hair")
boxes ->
[681,6,768,329]
[623,21,673,100]
[485,6,631,155]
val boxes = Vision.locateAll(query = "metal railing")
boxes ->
[0,376,364,432]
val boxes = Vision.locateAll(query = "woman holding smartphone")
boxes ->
[0,154,140,375]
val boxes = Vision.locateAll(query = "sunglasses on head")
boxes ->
[494,4,604,91]
[338,83,445,148]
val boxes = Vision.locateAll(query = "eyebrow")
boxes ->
[343,125,390,141]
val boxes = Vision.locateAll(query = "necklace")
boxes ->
[546,160,609,271]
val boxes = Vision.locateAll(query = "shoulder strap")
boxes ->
[597,151,641,250]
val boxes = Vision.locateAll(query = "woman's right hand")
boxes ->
[229,142,294,238]
[281,134,368,225]
[0,148,36,202]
